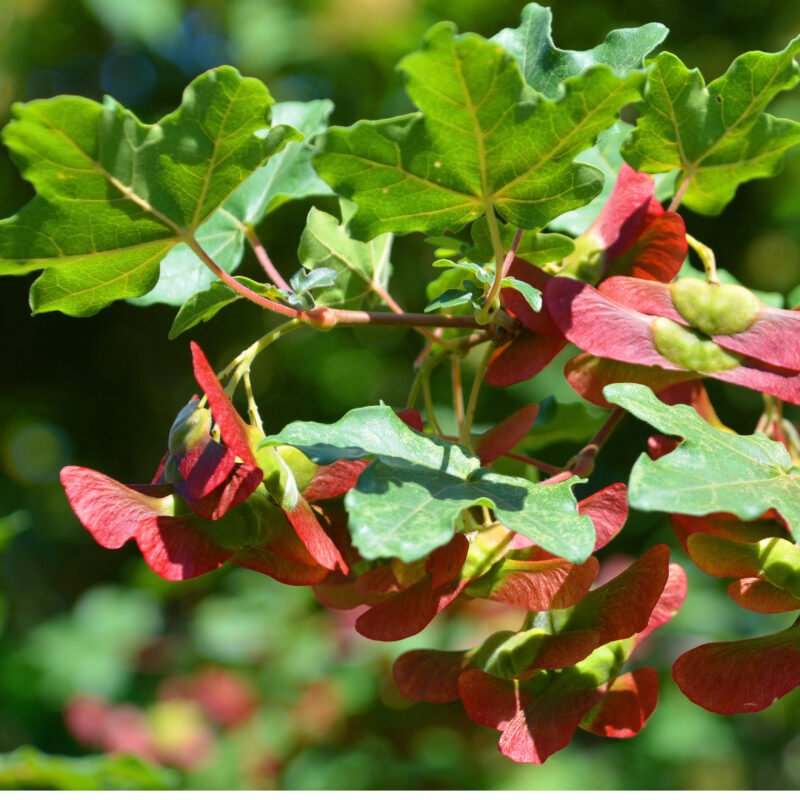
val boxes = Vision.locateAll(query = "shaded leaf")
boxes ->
[265,405,595,562]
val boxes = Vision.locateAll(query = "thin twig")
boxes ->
[244,226,292,292]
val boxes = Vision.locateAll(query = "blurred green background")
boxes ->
[2,0,800,789]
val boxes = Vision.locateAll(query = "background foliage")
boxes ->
[2,0,800,789]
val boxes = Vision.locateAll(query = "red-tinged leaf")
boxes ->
[579,483,628,552]
[396,408,424,432]
[547,277,679,369]
[722,357,800,405]
[457,670,522,733]
[601,278,800,373]
[686,533,769,578]
[172,433,238,499]
[502,261,561,335]
[232,543,329,585]
[599,276,682,320]
[61,466,174,549]
[648,434,679,460]
[469,556,599,611]
[393,649,469,703]
[474,404,539,464]
[312,574,366,609]
[673,624,800,713]
[303,458,368,502]
[190,341,257,466]
[523,629,601,671]
[355,574,468,641]
[549,279,800,404]
[427,534,470,589]
[564,353,691,407]
[584,164,662,263]
[728,577,800,613]
[632,563,687,651]
[581,668,659,738]
[713,306,800,371]
[136,516,236,580]
[285,496,347,573]
[606,213,687,283]
[670,512,788,553]
[486,329,566,387]
[354,565,401,596]
[183,461,263,520]
[565,544,671,645]
[459,669,604,765]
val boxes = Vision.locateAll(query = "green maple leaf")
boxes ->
[264,405,595,563]
[604,382,800,537]
[493,3,667,99]
[314,21,646,240]
[0,67,301,316]
[297,207,393,310]
[622,39,800,215]
[133,99,334,307]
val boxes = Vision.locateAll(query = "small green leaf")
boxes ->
[501,276,542,311]
[424,288,477,312]
[291,266,338,295]
[604,382,800,537]
[264,405,594,563]
[315,22,645,239]
[493,3,667,98]
[0,67,300,316]
[297,207,393,310]
[169,277,287,339]
[622,40,800,214]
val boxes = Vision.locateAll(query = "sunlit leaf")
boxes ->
[0,67,300,316]
[315,22,645,239]
[622,40,800,214]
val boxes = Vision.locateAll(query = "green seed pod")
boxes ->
[653,317,742,373]
[670,277,761,335]
[168,398,212,457]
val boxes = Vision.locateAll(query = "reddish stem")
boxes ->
[245,227,291,292]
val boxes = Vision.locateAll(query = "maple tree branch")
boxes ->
[188,235,489,330]
[540,407,627,484]
[502,451,562,475]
